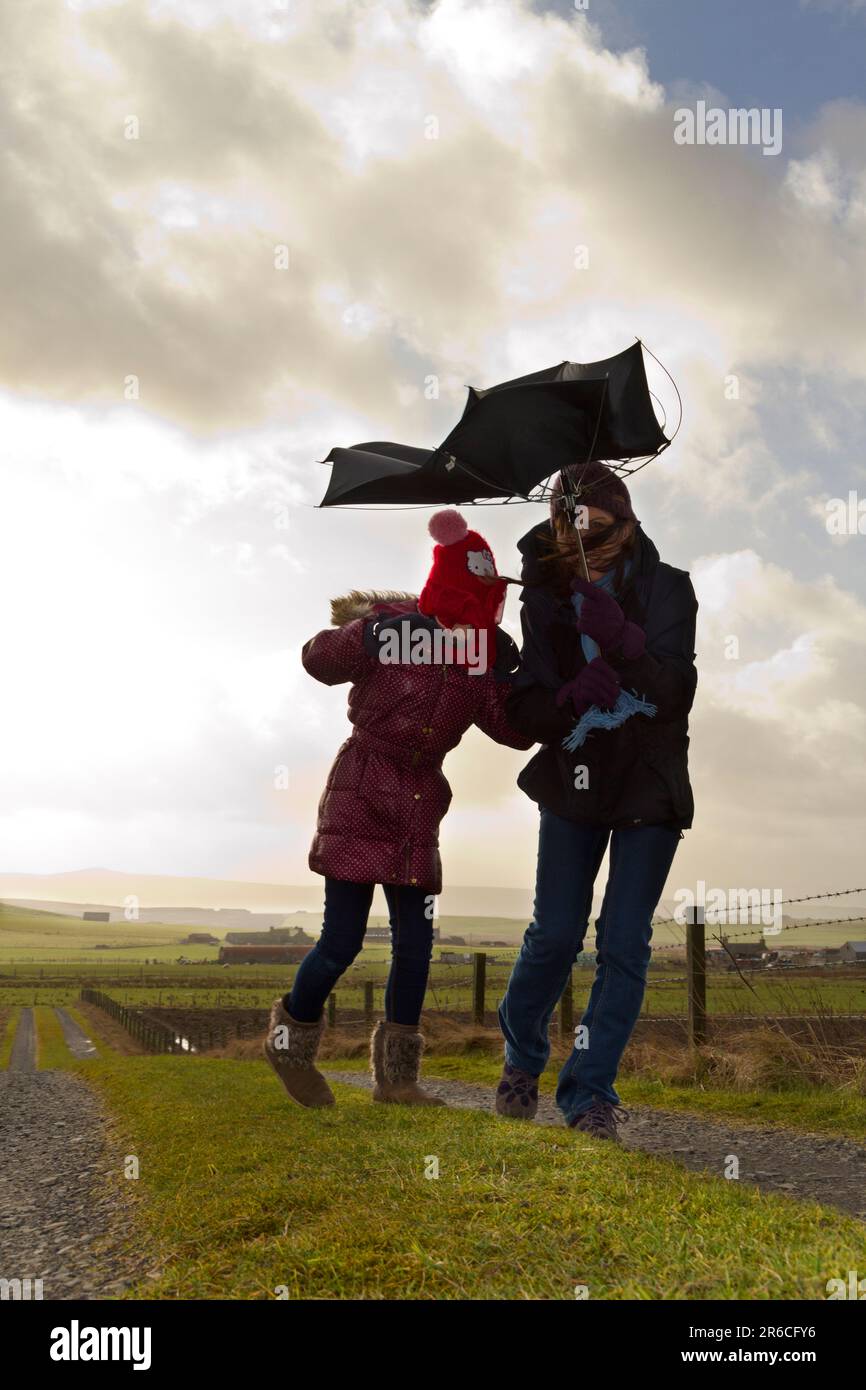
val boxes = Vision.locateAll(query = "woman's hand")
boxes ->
[571,578,646,659]
[571,577,626,648]
[555,656,621,715]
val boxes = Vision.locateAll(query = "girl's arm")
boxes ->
[502,605,576,744]
[301,618,377,686]
[473,672,536,750]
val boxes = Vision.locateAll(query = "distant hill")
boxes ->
[0,870,860,935]
[0,869,537,920]
[0,899,290,931]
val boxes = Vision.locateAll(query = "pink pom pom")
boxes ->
[428,509,468,546]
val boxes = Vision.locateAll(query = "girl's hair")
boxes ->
[538,512,637,599]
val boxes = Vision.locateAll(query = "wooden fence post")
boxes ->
[686,905,707,1046]
[472,952,487,1026]
[327,994,336,1028]
[559,968,574,1038]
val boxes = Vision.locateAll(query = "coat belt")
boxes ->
[350,727,440,769]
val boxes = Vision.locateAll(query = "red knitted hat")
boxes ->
[418,510,507,637]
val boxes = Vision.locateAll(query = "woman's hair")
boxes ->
[538,511,637,598]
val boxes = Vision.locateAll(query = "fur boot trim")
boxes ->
[263,999,335,1108]
[369,1021,445,1106]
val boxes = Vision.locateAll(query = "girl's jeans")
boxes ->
[498,810,681,1123]
[286,877,434,1027]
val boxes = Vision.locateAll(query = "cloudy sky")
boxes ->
[2,0,865,909]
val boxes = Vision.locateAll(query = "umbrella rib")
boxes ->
[443,451,528,501]
[638,336,683,445]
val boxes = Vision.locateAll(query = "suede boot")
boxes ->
[263,999,335,1108]
[370,1020,446,1106]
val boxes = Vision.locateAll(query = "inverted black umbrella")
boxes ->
[319,341,672,509]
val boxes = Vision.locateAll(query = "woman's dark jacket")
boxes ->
[505,522,698,830]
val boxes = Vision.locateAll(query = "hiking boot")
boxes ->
[263,999,335,1108]
[370,1021,446,1105]
[569,1099,629,1142]
[495,1062,539,1120]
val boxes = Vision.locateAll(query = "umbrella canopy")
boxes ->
[319,341,668,507]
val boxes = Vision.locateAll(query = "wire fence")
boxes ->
[73,888,866,1051]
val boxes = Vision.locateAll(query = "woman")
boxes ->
[496,461,698,1140]
[264,509,532,1108]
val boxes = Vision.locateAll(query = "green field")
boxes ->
[0,906,218,960]
[3,900,863,964]
[3,904,866,1020]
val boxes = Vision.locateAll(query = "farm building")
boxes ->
[839,941,866,965]
[717,939,768,969]
[218,944,312,965]
[181,932,219,945]
[225,926,315,945]
[82,910,110,922]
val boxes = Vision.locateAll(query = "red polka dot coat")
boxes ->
[304,592,533,893]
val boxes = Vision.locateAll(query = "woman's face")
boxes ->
[573,506,634,576]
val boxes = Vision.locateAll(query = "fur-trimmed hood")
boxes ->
[327,588,520,681]
[330,589,418,627]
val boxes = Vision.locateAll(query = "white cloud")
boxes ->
[785,152,844,215]
[1,0,865,894]
[1,0,865,433]
[694,548,866,750]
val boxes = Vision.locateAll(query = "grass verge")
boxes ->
[51,1052,866,1300]
[0,1007,18,1068]
[620,1077,866,1141]
[317,1051,866,1143]
[35,1005,74,1069]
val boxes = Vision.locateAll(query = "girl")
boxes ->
[265,509,532,1107]
[495,461,698,1140]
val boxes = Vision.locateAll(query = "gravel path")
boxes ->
[0,1017,150,1300]
[54,1007,98,1060]
[325,1069,866,1221]
[8,1007,36,1073]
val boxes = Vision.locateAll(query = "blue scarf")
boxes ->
[562,564,657,752]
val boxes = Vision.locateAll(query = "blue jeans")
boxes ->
[498,810,680,1123]
[287,877,434,1027]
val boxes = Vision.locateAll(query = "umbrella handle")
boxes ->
[571,522,591,582]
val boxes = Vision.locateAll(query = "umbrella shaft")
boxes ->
[572,520,591,582]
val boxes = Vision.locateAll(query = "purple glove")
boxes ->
[619,621,647,660]
[556,656,621,715]
[571,578,647,660]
